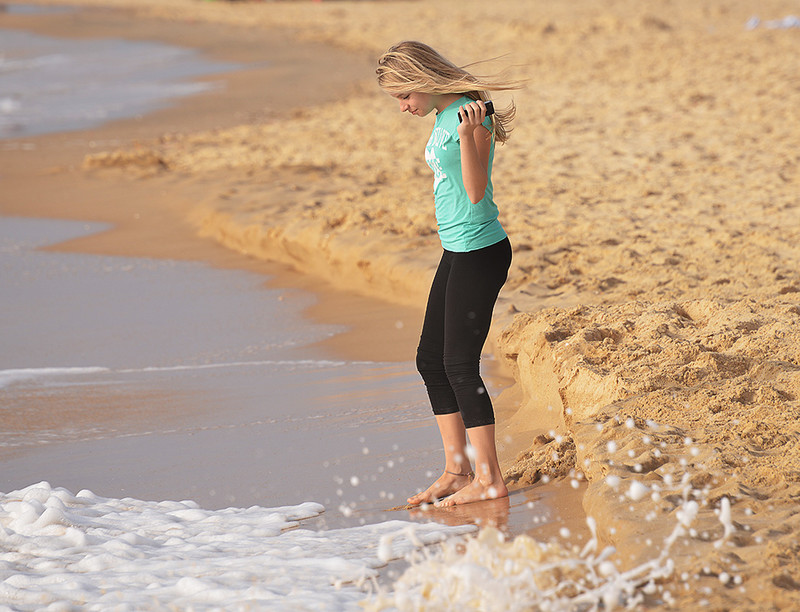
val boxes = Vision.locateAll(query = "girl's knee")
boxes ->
[416,346,446,381]
[442,359,480,385]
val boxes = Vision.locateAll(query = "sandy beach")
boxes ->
[2,0,800,609]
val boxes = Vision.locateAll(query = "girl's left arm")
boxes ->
[457,101,492,204]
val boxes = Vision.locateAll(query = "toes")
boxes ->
[408,490,436,506]
[408,473,474,507]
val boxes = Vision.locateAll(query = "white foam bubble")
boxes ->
[0,359,375,391]
[714,496,734,549]
[627,480,650,501]
[0,366,109,389]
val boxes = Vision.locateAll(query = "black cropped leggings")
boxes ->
[415,237,512,429]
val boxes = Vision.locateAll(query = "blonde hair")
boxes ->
[376,41,521,144]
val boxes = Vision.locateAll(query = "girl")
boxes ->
[376,41,520,507]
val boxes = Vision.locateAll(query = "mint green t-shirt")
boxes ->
[424,96,507,252]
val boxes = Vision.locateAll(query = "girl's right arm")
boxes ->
[457,101,492,204]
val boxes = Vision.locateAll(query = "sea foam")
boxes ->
[0,482,473,611]
[0,367,109,389]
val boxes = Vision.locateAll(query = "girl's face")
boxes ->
[392,92,436,117]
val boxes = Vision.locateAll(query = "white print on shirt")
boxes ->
[429,126,450,149]
[425,146,446,189]
[426,126,451,190]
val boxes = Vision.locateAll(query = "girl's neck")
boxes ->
[433,93,463,114]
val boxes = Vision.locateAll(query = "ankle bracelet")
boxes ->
[446,470,474,478]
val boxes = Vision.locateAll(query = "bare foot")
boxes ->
[434,476,508,507]
[407,471,473,506]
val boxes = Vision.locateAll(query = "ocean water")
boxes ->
[0,19,237,139]
[0,217,471,608]
[1,4,74,15]
[0,217,444,514]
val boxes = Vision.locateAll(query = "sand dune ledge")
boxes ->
[20,0,800,607]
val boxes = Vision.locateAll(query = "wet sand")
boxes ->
[4,0,800,608]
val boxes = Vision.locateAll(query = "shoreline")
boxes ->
[0,5,424,364]
[4,1,800,608]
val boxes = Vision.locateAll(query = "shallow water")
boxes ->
[0,215,575,533]
[1,4,74,15]
[0,22,238,138]
[0,217,442,520]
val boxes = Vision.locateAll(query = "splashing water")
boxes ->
[366,477,737,611]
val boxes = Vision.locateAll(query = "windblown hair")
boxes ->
[376,41,521,144]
